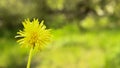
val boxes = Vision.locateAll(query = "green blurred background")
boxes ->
[0,0,120,68]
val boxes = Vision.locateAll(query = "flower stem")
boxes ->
[27,48,33,68]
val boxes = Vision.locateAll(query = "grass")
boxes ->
[0,24,120,68]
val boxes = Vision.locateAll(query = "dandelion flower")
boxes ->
[16,18,51,50]
[15,18,52,68]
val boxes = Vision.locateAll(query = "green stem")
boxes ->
[27,48,33,68]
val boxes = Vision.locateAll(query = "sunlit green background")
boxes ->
[0,0,120,68]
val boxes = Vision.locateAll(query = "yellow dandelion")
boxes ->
[16,18,51,50]
[15,18,52,68]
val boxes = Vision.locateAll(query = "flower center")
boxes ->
[29,31,39,45]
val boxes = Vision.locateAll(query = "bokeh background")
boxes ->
[0,0,120,68]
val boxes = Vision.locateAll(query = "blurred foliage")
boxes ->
[0,0,120,68]
[0,0,120,30]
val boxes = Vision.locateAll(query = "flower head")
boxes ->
[16,18,51,50]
